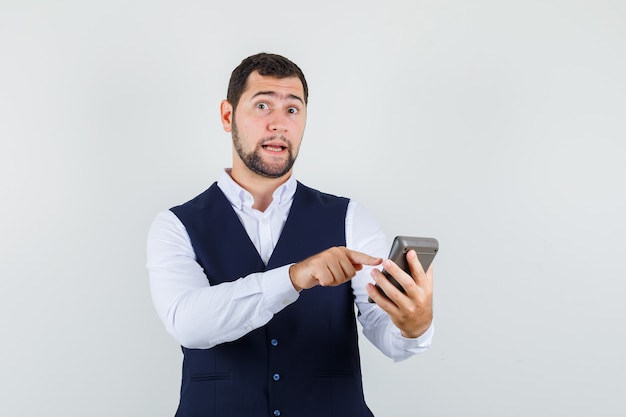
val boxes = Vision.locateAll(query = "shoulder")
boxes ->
[345,199,388,255]
[147,209,191,252]
[295,181,350,207]
[170,182,221,213]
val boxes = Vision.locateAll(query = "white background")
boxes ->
[1,1,625,416]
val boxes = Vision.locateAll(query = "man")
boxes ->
[147,52,434,417]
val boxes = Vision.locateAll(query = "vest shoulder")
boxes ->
[296,182,350,207]
[170,182,221,213]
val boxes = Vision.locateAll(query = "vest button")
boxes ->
[273,373,280,381]
[273,409,281,416]
[271,339,278,346]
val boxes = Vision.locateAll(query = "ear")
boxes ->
[220,100,233,132]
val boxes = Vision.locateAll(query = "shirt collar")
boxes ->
[217,168,297,211]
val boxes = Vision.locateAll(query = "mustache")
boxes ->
[259,136,291,146]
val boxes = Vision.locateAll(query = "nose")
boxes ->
[268,112,288,133]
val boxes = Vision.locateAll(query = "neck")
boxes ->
[230,166,292,212]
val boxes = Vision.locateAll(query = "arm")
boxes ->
[347,201,435,362]
[146,210,300,349]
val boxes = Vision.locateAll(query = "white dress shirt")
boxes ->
[146,170,433,361]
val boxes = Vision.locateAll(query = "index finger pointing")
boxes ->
[345,249,383,267]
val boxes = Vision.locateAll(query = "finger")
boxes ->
[381,257,415,292]
[317,248,358,285]
[365,280,398,311]
[406,250,431,287]
[345,249,383,267]
[335,253,359,281]
[370,267,405,307]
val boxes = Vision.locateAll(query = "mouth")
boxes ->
[260,137,289,153]
[262,144,287,152]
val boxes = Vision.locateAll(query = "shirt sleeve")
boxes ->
[346,201,434,362]
[146,210,300,349]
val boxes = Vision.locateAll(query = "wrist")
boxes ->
[400,322,431,339]
[400,329,422,339]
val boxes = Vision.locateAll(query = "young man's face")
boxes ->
[221,71,307,179]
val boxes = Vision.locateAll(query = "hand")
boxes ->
[366,249,433,338]
[289,247,382,291]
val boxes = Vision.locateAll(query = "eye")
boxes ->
[256,102,269,110]
[287,107,299,114]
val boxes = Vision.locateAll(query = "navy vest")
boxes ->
[170,182,374,417]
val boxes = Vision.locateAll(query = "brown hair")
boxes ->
[227,52,309,109]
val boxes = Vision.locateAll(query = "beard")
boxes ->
[231,118,298,178]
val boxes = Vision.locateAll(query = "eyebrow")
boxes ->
[251,91,305,105]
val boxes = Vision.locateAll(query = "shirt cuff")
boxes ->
[260,264,300,314]
[391,322,434,362]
